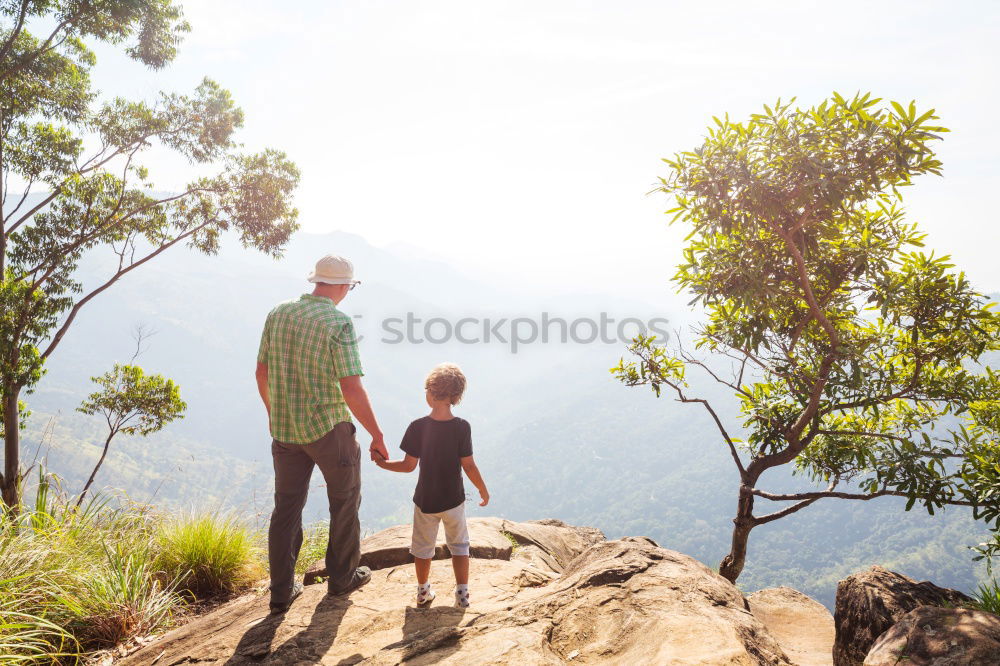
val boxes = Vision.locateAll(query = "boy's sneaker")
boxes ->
[454,586,470,608]
[416,584,436,606]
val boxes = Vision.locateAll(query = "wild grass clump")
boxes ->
[0,468,268,663]
[971,579,1000,616]
[58,545,181,649]
[155,512,263,596]
[296,521,330,575]
[0,593,79,664]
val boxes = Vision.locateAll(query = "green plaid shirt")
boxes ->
[257,294,363,444]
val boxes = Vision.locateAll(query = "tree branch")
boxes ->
[657,376,747,478]
[750,486,977,507]
[753,478,838,525]
[766,221,842,444]
[39,221,209,361]
[21,185,210,285]
[0,0,32,65]
[676,340,751,398]
[0,17,75,85]
[6,189,61,238]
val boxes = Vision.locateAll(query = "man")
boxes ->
[256,254,390,614]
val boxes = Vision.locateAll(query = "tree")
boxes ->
[614,93,1000,582]
[0,2,300,510]
[75,362,185,508]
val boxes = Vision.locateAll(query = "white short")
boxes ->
[410,502,470,559]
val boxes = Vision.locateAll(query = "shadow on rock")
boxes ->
[381,603,467,662]
[225,596,357,665]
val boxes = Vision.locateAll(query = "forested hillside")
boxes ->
[21,227,995,609]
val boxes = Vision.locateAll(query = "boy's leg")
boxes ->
[268,440,314,604]
[451,554,470,585]
[440,503,471,585]
[307,422,363,593]
[414,556,432,584]
[410,504,441,584]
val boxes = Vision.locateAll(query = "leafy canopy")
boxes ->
[615,92,1000,578]
[0,1,299,397]
[77,363,185,437]
[0,0,299,507]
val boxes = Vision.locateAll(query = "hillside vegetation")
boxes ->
[18,229,997,608]
[0,470,327,663]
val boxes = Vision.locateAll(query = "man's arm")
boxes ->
[255,362,270,415]
[339,374,389,461]
[375,454,418,473]
[461,456,489,506]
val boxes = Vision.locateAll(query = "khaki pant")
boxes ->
[268,421,361,602]
[410,502,470,559]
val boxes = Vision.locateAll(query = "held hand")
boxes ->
[369,435,389,463]
[479,490,490,507]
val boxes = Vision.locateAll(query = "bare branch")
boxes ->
[6,189,60,237]
[753,478,838,525]
[750,486,977,507]
[658,376,747,478]
[736,354,748,391]
[21,185,210,285]
[677,344,750,397]
[129,323,156,363]
[677,349,745,394]
[23,164,219,362]
[3,179,36,225]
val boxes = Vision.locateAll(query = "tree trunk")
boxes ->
[76,429,115,509]
[718,483,756,582]
[2,386,21,512]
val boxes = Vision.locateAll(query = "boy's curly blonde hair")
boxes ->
[425,363,467,405]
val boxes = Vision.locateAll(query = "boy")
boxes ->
[375,362,489,608]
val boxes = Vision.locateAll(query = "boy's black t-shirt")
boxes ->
[400,416,473,514]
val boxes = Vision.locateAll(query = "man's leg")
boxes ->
[307,422,362,592]
[269,440,314,604]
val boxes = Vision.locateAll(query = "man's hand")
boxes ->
[479,489,490,507]
[340,375,388,460]
[369,435,389,463]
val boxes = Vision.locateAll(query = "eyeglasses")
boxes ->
[349,282,361,291]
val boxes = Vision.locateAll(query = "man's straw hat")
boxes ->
[307,255,360,285]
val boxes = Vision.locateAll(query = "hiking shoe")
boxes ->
[328,566,372,596]
[269,582,303,615]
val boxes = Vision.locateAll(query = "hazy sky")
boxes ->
[86,0,999,301]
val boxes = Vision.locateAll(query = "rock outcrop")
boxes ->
[833,565,973,666]
[748,586,835,666]
[303,517,603,584]
[120,519,821,665]
[863,606,1000,665]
